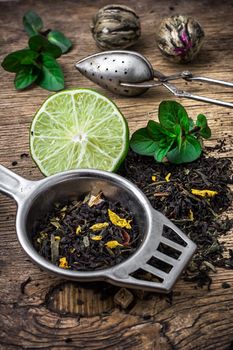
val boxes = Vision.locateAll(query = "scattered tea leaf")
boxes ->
[51,234,60,263]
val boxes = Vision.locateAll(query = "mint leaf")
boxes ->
[154,138,174,162]
[147,120,175,140]
[14,65,40,90]
[1,49,39,72]
[37,53,64,91]
[130,128,158,156]
[159,100,189,131]
[188,117,195,131]
[23,11,43,37]
[174,124,182,151]
[47,30,72,54]
[167,135,202,164]
[196,114,211,139]
[29,35,62,58]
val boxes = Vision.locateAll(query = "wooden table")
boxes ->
[0,0,232,349]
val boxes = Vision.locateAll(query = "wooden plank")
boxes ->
[0,0,232,349]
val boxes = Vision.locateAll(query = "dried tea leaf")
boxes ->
[191,189,218,197]
[88,192,104,207]
[90,222,109,231]
[83,236,90,247]
[50,219,61,229]
[51,234,60,263]
[105,240,123,249]
[108,209,132,229]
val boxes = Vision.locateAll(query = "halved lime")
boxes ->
[30,89,129,176]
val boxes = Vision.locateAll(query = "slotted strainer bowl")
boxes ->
[0,165,196,292]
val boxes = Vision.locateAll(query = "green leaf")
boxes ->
[174,124,182,151]
[29,35,62,58]
[1,49,39,72]
[14,65,40,90]
[158,100,189,131]
[23,10,43,37]
[154,138,174,162]
[196,114,211,139]
[47,30,72,54]
[37,53,64,91]
[167,135,202,164]
[130,128,158,156]
[188,117,195,131]
[147,120,175,141]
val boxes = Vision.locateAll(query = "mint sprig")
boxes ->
[1,11,72,91]
[130,101,211,164]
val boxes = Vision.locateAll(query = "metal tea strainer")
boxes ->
[0,165,196,292]
[76,50,233,108]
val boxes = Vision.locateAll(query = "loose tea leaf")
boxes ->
[33,192,141,271]
[122,150,233,287]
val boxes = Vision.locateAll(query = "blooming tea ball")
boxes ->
[91,4,141,50]
[156,15,205,63]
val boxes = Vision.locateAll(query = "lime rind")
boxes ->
[30,88,129,176]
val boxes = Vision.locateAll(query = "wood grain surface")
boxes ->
[0,0,232,349]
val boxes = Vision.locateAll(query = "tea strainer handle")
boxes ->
[108,209,196,292]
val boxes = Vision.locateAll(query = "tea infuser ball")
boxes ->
[91,4,141,50]
[156,15,205,63]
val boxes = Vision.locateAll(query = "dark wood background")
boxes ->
[0,0,232,349]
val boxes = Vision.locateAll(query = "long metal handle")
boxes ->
[162,82,233,108]
[178,91,233,108]
[0,164,36,203]
[182,74,233,88]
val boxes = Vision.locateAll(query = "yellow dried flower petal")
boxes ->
[188,209,194,221]
[105,240,123,249]
[91,235,103,241]
[108,209,132,229]
[191,189,218,197]
[76,225,82,234]
[54,236,61,241]
[59,257,69,269]
[90,222,109,231]
[165,173,171,182]
[151,175,157,182]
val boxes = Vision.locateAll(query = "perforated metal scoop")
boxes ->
[76,50,233,108]
[0,165,196,292]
